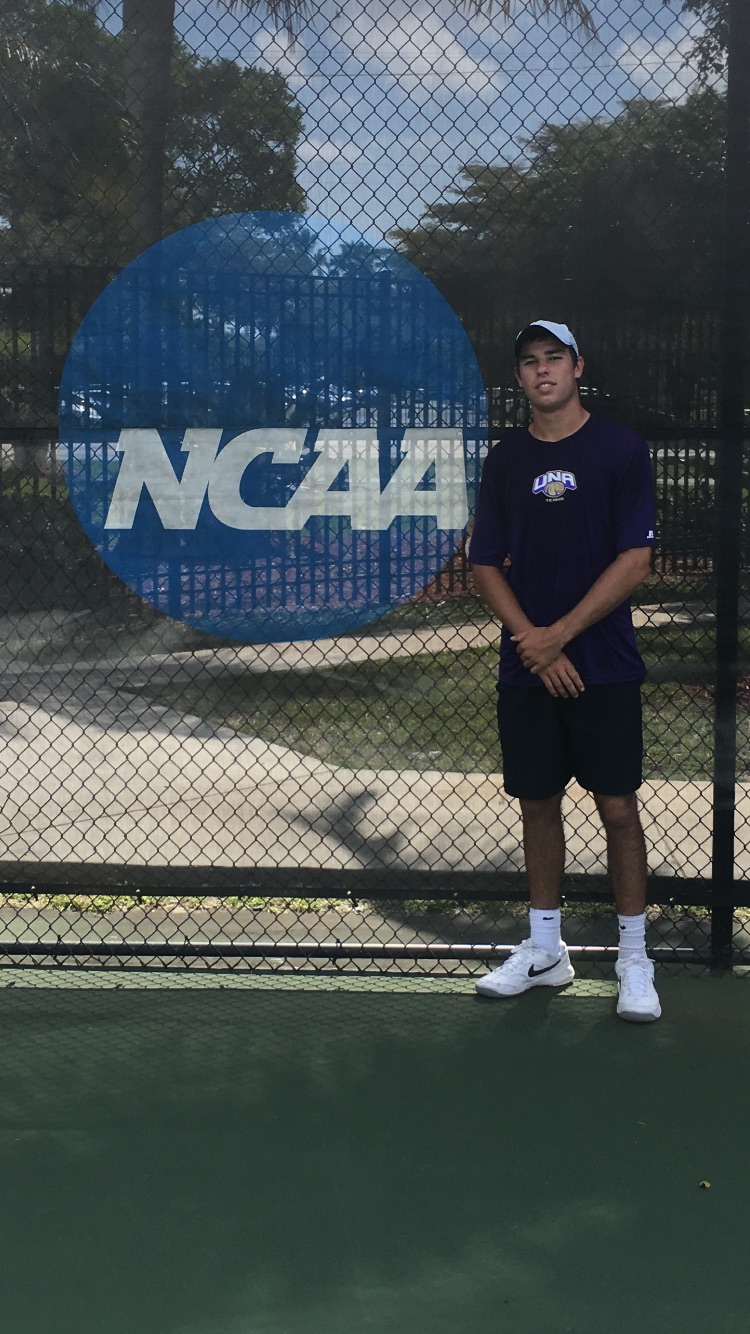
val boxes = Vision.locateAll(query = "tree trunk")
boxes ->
[121,0,177,256]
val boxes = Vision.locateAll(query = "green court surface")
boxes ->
[0,972,748,1334]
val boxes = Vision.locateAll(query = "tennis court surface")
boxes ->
[1,970,748,1334]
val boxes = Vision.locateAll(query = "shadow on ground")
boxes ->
[0,976,748,1334]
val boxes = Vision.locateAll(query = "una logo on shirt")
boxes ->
[532,469,577,501]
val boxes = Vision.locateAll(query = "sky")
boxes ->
[112,0,713,243]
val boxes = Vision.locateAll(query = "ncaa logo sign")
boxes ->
[59,213,485,643]
[104,428,469,533]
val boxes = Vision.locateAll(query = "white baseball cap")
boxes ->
[515,320,579,357]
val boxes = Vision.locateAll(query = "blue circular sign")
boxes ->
[59,213,486,642]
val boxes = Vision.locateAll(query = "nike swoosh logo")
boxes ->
[528,960,562,978]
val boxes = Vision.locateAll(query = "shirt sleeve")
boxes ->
[468,445,509,567]
[614,435,657,552]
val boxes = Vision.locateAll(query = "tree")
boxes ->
[521,93,725,311]
[392,90,727,422]
[119,0,595,255]
[0,1,308,438]
[0,1,306,267]
[676,0,729,82]
[121,0,312,254]
[121,0,177,253]
[396,91,724,303]
[164,49,304,230]
[0,0,130,264]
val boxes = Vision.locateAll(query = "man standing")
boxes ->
[470,320,660,1022]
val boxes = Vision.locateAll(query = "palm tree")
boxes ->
[121,0,595,254]
[1,4,109,148]
[123,0,323,251]
[121,0,177,252]
[474,0,593,26]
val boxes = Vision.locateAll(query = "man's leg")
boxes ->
[593,792,647,917]
[594,791,660,1022]
[520,792,567,959]
[476,691,574,997]
[475,791,574,996]
[520,792,565,909]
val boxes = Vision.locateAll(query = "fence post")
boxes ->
[377,272,393,609]
[710,0,750,969]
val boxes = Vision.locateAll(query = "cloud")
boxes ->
[297,137,364,164]
[248,0,502,107]
[251,26,308,86]
[342,0,501,99]
[236,0,721,237]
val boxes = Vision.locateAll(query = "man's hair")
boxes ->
[515,329,578,367]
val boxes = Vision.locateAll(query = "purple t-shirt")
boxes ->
[469,415,656,687]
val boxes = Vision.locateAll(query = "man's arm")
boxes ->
[472,563,585,698]
[471,564,533,637]
[511,546,652,675]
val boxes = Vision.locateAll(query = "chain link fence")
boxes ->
[0,0,748,973]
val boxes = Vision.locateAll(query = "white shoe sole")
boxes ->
[617,1004,661,1023]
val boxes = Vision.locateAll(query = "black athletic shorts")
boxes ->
[496,681,644,800]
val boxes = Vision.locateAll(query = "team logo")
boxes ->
[58,212,486,644]
[102,428,469,532]
[532,469,577,501]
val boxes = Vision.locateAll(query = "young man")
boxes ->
[469,319,660,1022]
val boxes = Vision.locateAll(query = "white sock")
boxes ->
[529,908,562,958]
[618,911,647,962]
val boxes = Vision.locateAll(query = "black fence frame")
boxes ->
[0,0,748,971]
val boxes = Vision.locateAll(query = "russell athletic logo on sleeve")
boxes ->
[58,212,486,644]
[532,469,577,501]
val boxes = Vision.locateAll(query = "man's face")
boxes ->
[514,337,584,413]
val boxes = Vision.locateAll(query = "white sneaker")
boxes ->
[616,957,661,1022]
[476,939,574,998]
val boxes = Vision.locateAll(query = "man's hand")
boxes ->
[511,625,583,693]
[511,625,566,673]
[537,653,585,698]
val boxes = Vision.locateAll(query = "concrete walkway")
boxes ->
[0,600,716,679]
[0,605,734,880]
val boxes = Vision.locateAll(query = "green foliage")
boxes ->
[395,91,725,312]
[464,0,595,35]
[225,0,314,41]
[393,90,726,421]
[135,627,750,781]
[524,94,724,309]
[0,482,129,612]
[0,0,306,268]
[0,0,130,265]
[675,0,728,82]
[163,50,305,229]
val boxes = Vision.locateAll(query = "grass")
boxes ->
[166,645,498,772]
[368,593,490,631]
[134,628,750,781]
[4,893,734,926]
[0,893,342,913]
[636,622,742,675]
[632,575,716,607]
[369,578,720,632]
[0,472,62,501]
